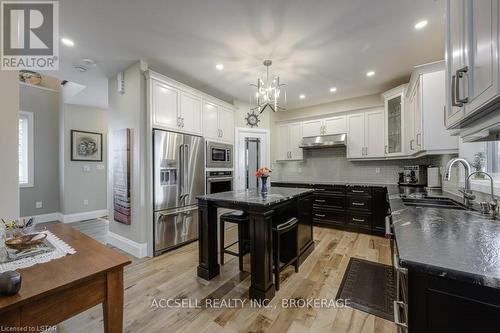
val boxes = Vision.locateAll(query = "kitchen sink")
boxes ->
[401,197,468,210]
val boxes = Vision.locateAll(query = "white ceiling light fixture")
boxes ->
[330,87,337,93]
[250,60,286,113]
[366,71,375,77]
[299,94,306,99]
[215,63,224,70]
[414,20,428,30]
[61,38,75,47]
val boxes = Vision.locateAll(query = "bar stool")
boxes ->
[220,210,250,271]
[273,217,300,291]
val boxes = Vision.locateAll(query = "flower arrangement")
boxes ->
[255,167,272,178]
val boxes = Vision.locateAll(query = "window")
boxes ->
[19,111,34,187]
[486,142,500,177]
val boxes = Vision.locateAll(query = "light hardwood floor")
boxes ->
[60,226,396,333]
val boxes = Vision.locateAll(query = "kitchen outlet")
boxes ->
[96,164,105,170]
[83,164,91,173]
[298,167,302,173]
[375,168,380,174]
[84,199,89,206]
[35,201,43,209]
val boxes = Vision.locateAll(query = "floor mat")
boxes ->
[336,257,395,321]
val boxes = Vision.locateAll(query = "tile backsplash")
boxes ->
[272,147,457,185]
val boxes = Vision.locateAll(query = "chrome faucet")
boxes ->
[445,158,473,206]
[467,171,498,219]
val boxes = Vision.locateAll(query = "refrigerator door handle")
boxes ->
[178,144,184,203]
[183,144,189,202]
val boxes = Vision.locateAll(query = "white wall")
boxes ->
[0,71,20,220]
[61,104,108,214]
[107,61,148,245]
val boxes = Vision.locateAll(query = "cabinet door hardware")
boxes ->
[314,214,326,218]
[455,66,469,104]
[351,190,364,193]
[410,139,414,150]
[352,218,365,222]
[315,199,326,203]
[416,133,421,146]
[352,202,365,206]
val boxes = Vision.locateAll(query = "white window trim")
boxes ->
[19,111,34,188]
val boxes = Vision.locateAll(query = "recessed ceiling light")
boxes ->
[330,87,337,93]
[299,94,306,99]
[215,63,224,70]
[366,71,375,77]
[61,38,74,47]
[414,20,428,30]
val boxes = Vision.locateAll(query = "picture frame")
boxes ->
[71,130,103,162]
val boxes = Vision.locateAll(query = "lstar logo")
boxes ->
[1,1,59,70]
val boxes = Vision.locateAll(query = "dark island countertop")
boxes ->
[391,189,500,289]
[197,187,314,207]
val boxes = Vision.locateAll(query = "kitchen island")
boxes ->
[196,187,314,301]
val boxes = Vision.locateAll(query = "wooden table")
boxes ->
[197,187,314,302]
[0,223,131,332]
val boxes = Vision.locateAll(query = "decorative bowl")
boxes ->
[5,233,47,251]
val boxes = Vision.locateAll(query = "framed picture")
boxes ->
[113,129,131,225]
[71,130,103,162]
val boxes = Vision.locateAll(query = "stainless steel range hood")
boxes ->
[299,133,347,149]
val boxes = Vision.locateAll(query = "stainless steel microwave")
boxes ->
[206,141,233,168]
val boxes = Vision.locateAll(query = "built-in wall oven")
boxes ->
[206,171,233,194]
[206,141,233,168]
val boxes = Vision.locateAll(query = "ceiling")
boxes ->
[53,0,445,109]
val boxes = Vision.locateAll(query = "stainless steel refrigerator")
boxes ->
[153,130,205,256]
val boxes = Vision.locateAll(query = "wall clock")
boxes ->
[245,112,260,128]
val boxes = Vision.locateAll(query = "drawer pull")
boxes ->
[352,218,365,222]
[315,214,326,218]
[315,199,326,203]
[352,202,365,206]
[315,188,326,191]
[351,190,364,193]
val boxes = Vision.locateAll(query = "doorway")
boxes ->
[234,128,270,191]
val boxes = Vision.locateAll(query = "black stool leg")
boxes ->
[295,229,299,273]
[238,222,244,271]
[274,232,280,291]
[220,218,225,265]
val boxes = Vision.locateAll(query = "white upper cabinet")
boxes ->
[275,122,303,161]
[219,107,235,143]
[347,109,384,159]
[364,110,385,158]
[383,85,407,157]
[152,80,179,130]
[203,102,219,139]
[346,113,365,159]
[323,116,347,135]
[180,92,202,135]
[407,67,458,155]
[302,119,323,137]
[445,0,500,129]
[148,71,234,139]
[301,116,346,137]
[202,101,234,143]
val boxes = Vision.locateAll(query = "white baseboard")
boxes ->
[21,212,62,224]
[62,209,109,224]
[107,231,148,258]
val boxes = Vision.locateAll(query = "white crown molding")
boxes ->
[107,231,148,258]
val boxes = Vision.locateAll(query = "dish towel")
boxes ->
[0,231,76,273]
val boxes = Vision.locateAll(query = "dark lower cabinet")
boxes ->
[408,269,500,332]
[271,182,389,236]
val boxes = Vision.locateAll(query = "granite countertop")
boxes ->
[196,187,314,207]
[391,189,500,288]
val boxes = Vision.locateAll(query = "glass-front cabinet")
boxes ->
[383,85,407,157]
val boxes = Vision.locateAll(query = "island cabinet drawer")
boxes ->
[347,186,372,197]
[313,185,346,196]
[313,195,346,210]
[313,209,345,226]
[346,213,371,229]
[347,197,371,211]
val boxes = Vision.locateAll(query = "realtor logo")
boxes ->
[1,1,59,70]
